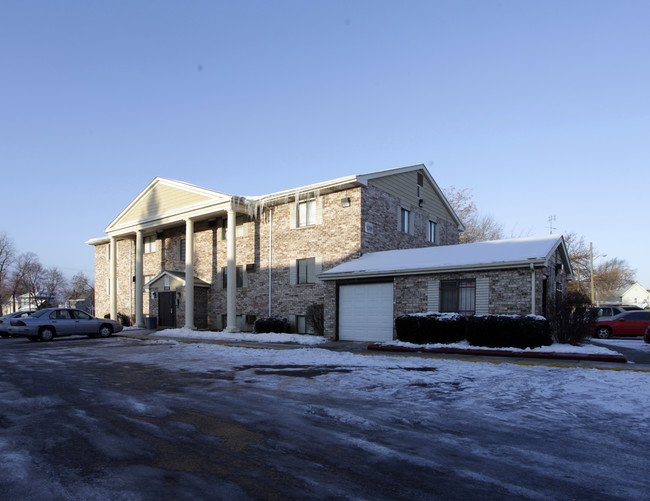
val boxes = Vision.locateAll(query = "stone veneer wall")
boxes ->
[206,187,365,332]
[393,249,570,321]
[360,184,459,254]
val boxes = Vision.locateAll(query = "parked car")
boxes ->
[0,311,35,337]
[592,305,643,320]
[594,310,650,339]
[645,326,650,344]
[9,308,123,342]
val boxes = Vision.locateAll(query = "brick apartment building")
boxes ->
[87,164,571,341]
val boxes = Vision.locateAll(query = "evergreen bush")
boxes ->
[253,317,289,334]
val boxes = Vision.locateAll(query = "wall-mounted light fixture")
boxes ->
[341,197,351,207]
[150,290,157,300]
[418,199,424,208]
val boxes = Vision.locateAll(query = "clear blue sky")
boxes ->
[2,1,649,289]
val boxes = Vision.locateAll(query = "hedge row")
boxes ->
[253,317,290,334]
[395,313,552,349]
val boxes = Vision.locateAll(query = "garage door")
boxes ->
[339,282,394,341]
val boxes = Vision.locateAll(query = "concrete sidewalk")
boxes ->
[117,328,650,372]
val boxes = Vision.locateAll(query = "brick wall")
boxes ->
[360,185,459,253]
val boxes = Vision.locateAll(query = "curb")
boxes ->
[367,344,628,364]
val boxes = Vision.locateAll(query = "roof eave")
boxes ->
[320,259,548,281]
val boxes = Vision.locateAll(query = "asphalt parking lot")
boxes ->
[1,334,649,500]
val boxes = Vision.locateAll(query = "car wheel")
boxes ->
[99,325,113,338]
[595,326,612,339]
[39,328,55,342]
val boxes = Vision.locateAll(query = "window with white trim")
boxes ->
[297,258,316,284]
[297,200,316,228]
[144,236,156,253]
[296,315,315,334]
[427,220,437,243]
[222,266,244,288]
[179,239,186,261]
[400,208,410,234]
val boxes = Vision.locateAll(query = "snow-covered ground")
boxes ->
[127,327,621,355]
[595,337,650,352]
[132,327,329,345]
[1,337,649,499]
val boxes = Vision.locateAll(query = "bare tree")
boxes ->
[41,267,68,307]
[593,257,635,302]
[66,271,94,299]
[12,252,47,309]
[443,186,504,243]
[564,232,592,295]
[0,233,16,314]
[564,232,636,302]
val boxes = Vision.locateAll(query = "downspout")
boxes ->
[268,209,273,317]
[530,263,536,315]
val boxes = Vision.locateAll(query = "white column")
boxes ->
[185,218,195,329]
[110,236,117,320]
[134,231,144,327]
[530,263,536,315]
[226,207,238,331]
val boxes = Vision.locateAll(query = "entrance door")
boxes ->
[158,292,176,328]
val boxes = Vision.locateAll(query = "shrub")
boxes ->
[117,312,131,327]
[104,312,131,327]
[306,304,324,336]
[396,313,465,344]
[465,315,551,349]
[551,291,596,345]
[253,317,289,334]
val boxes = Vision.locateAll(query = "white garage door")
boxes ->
[339,282,394,341]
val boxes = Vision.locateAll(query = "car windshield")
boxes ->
[31,309,52,318]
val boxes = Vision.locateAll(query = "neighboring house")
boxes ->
[87,164,464,335]
[2,292,54,313]
[319,235,572,341]
[64,294,95,314]
[620,283,650,309]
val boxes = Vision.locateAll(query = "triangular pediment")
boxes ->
[106,178,231,232]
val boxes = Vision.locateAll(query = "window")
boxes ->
[179,239,186,261]
[427,220,437,243]
[400,208,410,234]
[222,266,244,288]
[296,315,315,334]
[221,314,244,330]
[144,236,156,253]
[222,216,247,239]
[440,279,476,316]
[297,258,316,284]
[297,200,316,228]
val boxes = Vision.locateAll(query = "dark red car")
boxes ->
[594,310,650,339]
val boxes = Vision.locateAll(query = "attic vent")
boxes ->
[364,222,374,234]
[417,173,424,186]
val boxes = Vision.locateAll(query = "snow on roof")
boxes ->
[321,235,568,279]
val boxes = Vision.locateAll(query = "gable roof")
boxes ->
[144,270,210,289]
[106,177,232,234]
[320,235,573,280]
[91,164,463,241]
